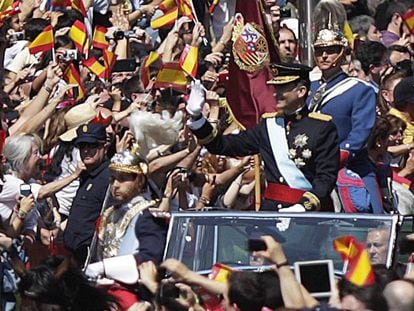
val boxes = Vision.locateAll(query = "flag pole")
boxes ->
[188,0,208,46]
[52,47,56,63]
[254,155,261,211]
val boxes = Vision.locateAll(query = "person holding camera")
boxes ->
[187,63,339,212]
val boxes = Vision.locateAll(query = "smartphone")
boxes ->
[9,31,25,42]
[294,260,335,298]
[20,184,32,197]
[61,49,78,62]
[159,282,180,301]
[247,239,267,251]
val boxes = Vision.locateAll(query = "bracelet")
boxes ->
[13,207,27,220]
[276,261,289,269]
[43,84,53,93]
[406,144,412,151]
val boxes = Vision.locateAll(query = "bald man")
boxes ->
[383,279,414,311]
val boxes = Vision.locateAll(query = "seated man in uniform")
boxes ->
[187,63,340,211]
[84,146,168,310]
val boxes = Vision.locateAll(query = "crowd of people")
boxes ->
[1,0,414,309]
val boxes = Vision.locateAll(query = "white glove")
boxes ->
[84,261,105,279]
[103,255,139,284]
[279,204,306,213]
[186,80,205,117]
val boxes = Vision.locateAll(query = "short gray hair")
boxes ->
[3,134,42,173]
[349,15,375,39]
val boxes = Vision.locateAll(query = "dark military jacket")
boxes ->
[190,106,339,211]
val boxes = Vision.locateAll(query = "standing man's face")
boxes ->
[314,45,343,71]
[366,229,390,264]
[278,28,297,62]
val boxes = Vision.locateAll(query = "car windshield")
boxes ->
[164,212,400,274]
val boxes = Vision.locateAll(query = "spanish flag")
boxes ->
[403,9,414,34]
[333,236,375,287]
[71,0,86,17]
[141,51,160,89]
[29,25,54,54]
[83,56,106,78]
[64,63,85,101]
[154,62,187,92]
[69,20,87,53]
[208,0,219,13]
[209,263,232,283]
[92,26,109,50]
[158,0,175,12]
[177,0,193,18]
[179,44,198,78]
[150,6,178,29]
[0,0,13,12]
[103,49,117,79]
[0,0,20,25]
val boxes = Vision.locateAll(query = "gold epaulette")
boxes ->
[262,112,283,118]
[308,112,332,122]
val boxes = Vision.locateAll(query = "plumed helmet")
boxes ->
[313,28,348,48]
[109,144,148,175]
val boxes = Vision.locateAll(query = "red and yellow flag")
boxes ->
[177,0,193,18]
[154,62,187,92]
[403,9,414,34]
[92,26,109,50]
[209,263,232,283]
[150,6,178,29]
[158,0,175,12]
[29,25,54,54]
[64,63,85,101]
[103,49,117,79]
[179,44,198,78]
[69,20,87,52]
[208,0,219,13]
[0,1,20,25]
[71,0,86,17]
[333,236,375,287]
[83,56,106,78]
[141,51,160,89]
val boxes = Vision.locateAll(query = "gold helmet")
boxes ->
[109,144,148,175]
[313,27,348,48]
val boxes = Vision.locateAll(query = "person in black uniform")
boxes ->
[63,120,111,266]
[187,63,340,211]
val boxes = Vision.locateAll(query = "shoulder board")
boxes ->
[308,112,332,122]
[149,207,171,219]
[262,112,282,118]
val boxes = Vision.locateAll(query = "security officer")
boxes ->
[63,119,111,266]
[187,63,340,211]
[307,27,381,213]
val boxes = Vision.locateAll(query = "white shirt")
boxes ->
[49,146,81,216]
[0,174,41,232]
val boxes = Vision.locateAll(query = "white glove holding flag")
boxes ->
[279,204,306,213]
[186,80,205,117]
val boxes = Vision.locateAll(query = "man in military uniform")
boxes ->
[187,63,340,211]
[307,27,381,213]
[84,147,168,310]
[63,119,111,266]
